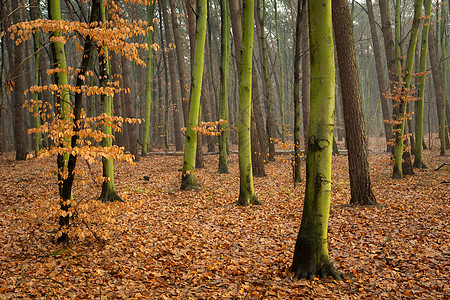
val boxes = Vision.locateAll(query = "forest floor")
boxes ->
[0,137,449,299]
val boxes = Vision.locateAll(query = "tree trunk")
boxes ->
[414,0,431,169]
[142,2,155,156]
[10,0,28,161]
[160,0,183,151]
[180,0,208,191]
[237,0,260,206]
[98,0,122,203]
[392,0,422,179]
[218,0,230,174]
[256,0,275,161]
[30,0,41,155]
[169,0,189,125]
[293,0,306,183]
[301,5,310,146]
[439,2,447,155]
[332,0,377,205]
[251,68,266,177]
[274,0,285,142]
[428,26,450,149]
[111,52,124,147]
[366,0,393,152]
[291,0,342,280]
[121,56,140,161]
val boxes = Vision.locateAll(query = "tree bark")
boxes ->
[301,5,310,146]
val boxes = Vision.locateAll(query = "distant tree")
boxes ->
[291,0,342,279]
[438,1,447,155]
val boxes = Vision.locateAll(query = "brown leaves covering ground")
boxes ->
[0,139,449,299]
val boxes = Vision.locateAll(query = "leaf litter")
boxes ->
[0,138,449,299]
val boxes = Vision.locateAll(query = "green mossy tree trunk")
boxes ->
[180,0,208,191]
[291,0,342,280]
[142,1,155,157]
[414,0,432,168]
[237,0,260,206]
[98,0,121,203]
[392,0,423,179]
[218,0,230,174]
[48,0,73,243]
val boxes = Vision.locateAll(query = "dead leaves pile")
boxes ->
[0,139,449,299]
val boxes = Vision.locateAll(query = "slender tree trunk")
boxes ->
[333,0,377,206]
[439,1,447,155]
[294,0,306,183]
[98,0,122,202]
[251,66,266,177]
[111,52,124,147]
[291,0,342,280]
[274,0,285,142]
[121,56,140,161]
[10,0,27,161]
[161,0,183,151]
[218,0,230,174]
[414,0,431,169]
[237,0,260,206]
[428,26,450,149]
[30,0,40,155]
[256,0,275,161]
[180,0,208,190]
[366,0,393,152]
[169,0,189,125]
[301,5,310,146]
[142,2,155,156]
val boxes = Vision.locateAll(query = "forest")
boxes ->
[0,0,449,298]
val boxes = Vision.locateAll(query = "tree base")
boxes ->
[99,189,122,203]
[180,174,198,191]
[413,160,427,169]
[237,194,262,206]
[292,261,344,280]
[217,166,230,174]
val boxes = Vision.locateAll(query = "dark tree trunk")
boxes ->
[366,0,393,152]
[160,0,183,151]
[169,0,189,125]
[301,5,310,146]
[111,52,124,147]
[10,0,28,161]
[121,56,140,161]
[251,70,266,177]
[332,0,377,205]
[428,26,450,147]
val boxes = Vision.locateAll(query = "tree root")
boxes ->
[292,261,344,280]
